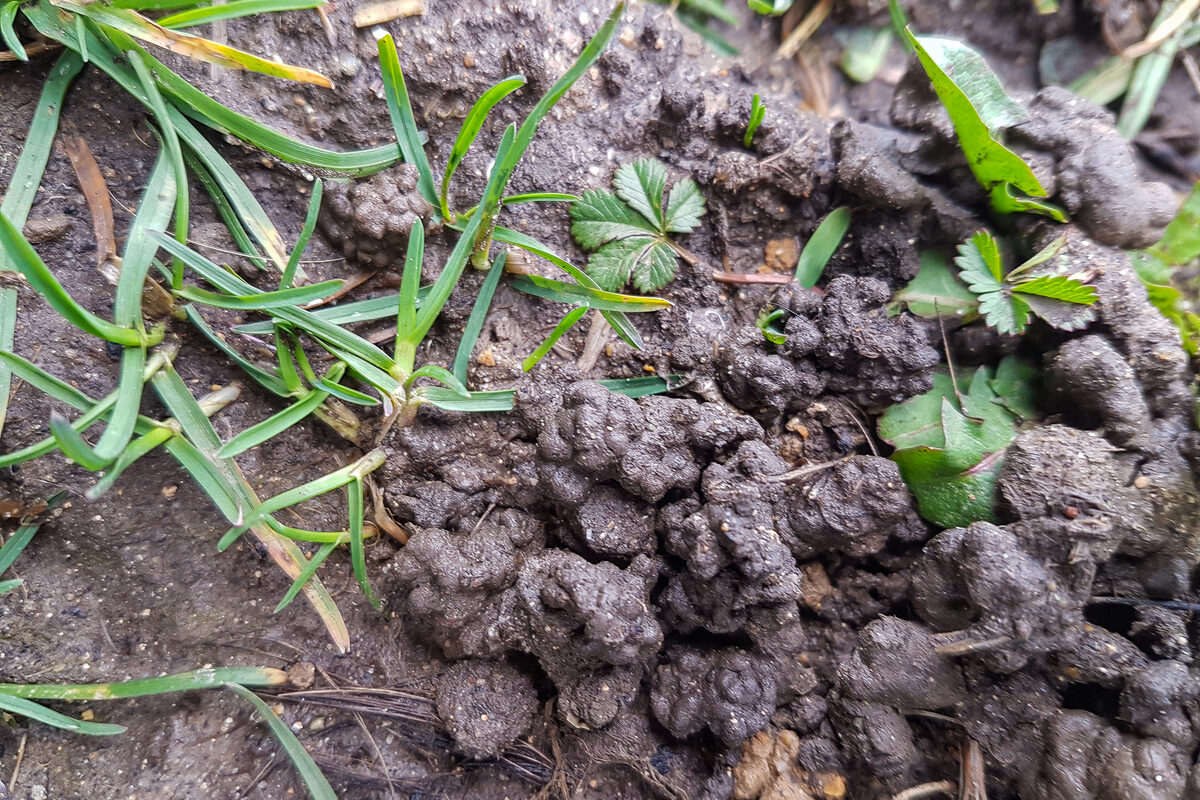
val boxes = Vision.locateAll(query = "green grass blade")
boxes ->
[0,579,21,594]
[454,250,506,383]
[183,150,270,271]
[314,375,379,406]
[161,435,245,521]
[418,387,515,413]
[85,425,175,499]
[226,684,338,800]
[405,364,468,397]
[217,388,330,458]
[183,305,290,396]
[347,477,378,609]
[0,350,99,412]
[410,125,516,345]
[0,493,65,575]
[282,179,323,288]
[439,74,527,218]
[795,206,851,288]
[502,192,579,205]
[50,345,147,469]
[1117,2,1185,139]
[596,375,681,398]
[393,221,424,371]
[489,3,624,215]
[1068,55,1133,105]
[234,288,431,334]
[0,667,287,699]
[377,31,438,207]
[523,306,588,370]
[0,693,125,735]
[274,541,337,612]
[488,225,644,349]
[0,51,84,439]
[275,328,304,393]
[509,274,670,312]
[1,1,27,60]
[159,0,324,28]
[175,280,342,310]
[129,50,189,288]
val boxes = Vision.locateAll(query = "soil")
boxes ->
[2,1,1199,799]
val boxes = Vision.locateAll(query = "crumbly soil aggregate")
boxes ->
[1,1,1198,799]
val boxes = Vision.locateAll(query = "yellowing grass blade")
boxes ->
[58,0,334,87]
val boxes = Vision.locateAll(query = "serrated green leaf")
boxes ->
[615,158,668,229]
[955,231,1004,292]
[1011,275,1097,304]
[977,290,1029,335]
[1021,294,1097,331]
[891,251,979,318]
[586,236,652,291]
[1147,178,1200,266]
[665,178,705,233]
[569,189,658,249]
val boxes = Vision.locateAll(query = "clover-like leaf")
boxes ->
[570,157,706,292]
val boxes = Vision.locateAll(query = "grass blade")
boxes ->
[176,280,342,310]
[522,306,588,370]
[182,305,290,396]
[1117,1,1186,139]
[85,425,175,499]
[502,192,579,205]
[454,250,506,383]
[0,693,125,735]
[795,206,850,288]
[281,179,323,288]
[439,74,527,218]
[0,667,287,699]
[509,273,670,312]
[217,388,330,458]
[393,221,424,372]
[183,151,270,271]
[418,387,514,412]
[226,684,338,800]
[405,364,468,397]
[347,477,378,609]
[0,492,65,575]
[1,1,27,60]
[596,375,682,398]
[0,52,83,439]
[63,0,334,86]
[488,225,645,349]
[159,0,324,28]
[234,289,431,335]
[274,541,337,612]
[377,31,438,206]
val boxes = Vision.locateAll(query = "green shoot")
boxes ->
[377,30,438,207]
[226,684,338,800]
[454,251,508,383]
[757,307,787,345]
[597,375,684,398]
[744,94,765,148]
[570,157,706,291]
[890,251,979,319]
[795,206,850,288]
[0,491,66,594]
[439,75,527,219]
[282,179,323,288]
[955,231,1095,335]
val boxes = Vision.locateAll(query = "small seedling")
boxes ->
[745,94,766,148]
[878,355,1036,528]
[754,206,851,344]
[887,0,1066,220]
[955,231,1097,335]
[570,158,707,292]
[893,231,1098,336]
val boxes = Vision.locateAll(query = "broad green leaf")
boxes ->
[1020,294,1096,331]
[586,237,677,292]
[891,251,978,318]
[899,22,1056,218]
[795,206,850,289]
[880,366,1022,528]
[1147,179,1200,266]
[990,355,1038,421]
[990,183,1068,221]
[977,290,1030,335]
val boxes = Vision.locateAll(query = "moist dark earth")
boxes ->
[2,1,1200,798]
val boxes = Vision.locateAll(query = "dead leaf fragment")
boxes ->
[353,0,425,28]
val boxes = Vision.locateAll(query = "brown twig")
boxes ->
[711,271,792,285]
[61,134,117,275]
[0,40,60,61]
[777,0,833,59]
[576,310,611,373]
